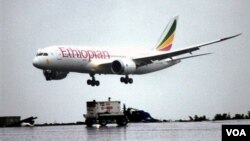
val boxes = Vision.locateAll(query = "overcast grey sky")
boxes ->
[0,0,3,114]
[1,0,250,123]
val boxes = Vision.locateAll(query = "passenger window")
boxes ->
[43,53,48,56]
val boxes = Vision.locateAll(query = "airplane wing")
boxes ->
[133,34,241,66]
[91,60,113,73]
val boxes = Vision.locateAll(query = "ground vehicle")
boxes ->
[84,99,128,127]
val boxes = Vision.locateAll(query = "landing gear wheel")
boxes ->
[87,79,91,85]
[91,82,95,86]
[120,77,125,83]
[95,81,100,86]
[128,78,133,84]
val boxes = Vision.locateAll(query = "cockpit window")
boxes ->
[36,52,49,56]
[36,53,43,56]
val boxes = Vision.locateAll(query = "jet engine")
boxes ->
[111,59,136,74]
[43,70,69,80]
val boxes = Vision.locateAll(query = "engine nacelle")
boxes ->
[43,70,69,80]
[111,59,136,74]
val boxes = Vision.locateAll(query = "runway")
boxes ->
[1,120,250,141]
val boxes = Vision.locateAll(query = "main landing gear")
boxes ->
[86,74,133,86]
[120,75,133,84]
[87,74,100,86]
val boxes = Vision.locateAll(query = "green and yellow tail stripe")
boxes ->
[156,16,178,51]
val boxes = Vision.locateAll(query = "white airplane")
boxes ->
[33,16,240,86]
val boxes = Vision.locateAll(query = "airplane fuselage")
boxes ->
[33,46,180,75]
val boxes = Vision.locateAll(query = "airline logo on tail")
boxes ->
[156,16,178,51]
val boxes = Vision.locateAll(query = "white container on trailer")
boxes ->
[84,99,128,127]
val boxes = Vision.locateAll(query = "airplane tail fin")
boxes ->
[155,16,178,51]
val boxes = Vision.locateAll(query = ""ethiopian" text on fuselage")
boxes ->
[59,47,110,61]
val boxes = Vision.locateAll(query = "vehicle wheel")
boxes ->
[99,119,107,126]
[116,117,128,126]
[85,119,93,127]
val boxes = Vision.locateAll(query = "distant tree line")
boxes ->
[189,115,209,121]
[213,111,250,121]
[175,111,250,122]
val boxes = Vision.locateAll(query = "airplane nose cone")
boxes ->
[33,58,40,68]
